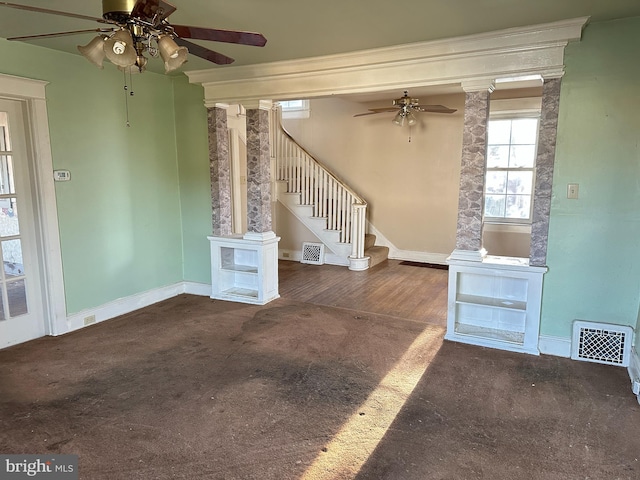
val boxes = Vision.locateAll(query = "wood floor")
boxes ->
[278,259,449,326]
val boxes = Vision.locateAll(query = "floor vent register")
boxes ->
[571,320,633,367]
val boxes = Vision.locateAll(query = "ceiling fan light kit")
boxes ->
[158,34,188,73]
[2,0,268,74]
[392,110,417,127]
[77,35,106,69]
[355,90,456,126]
[102,28,137,67]
[354,91,456,142]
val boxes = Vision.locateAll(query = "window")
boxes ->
[279,99,310,119]
[484,117,538,222]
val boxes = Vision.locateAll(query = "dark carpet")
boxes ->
[0,293,638,479]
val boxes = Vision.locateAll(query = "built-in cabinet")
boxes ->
[208,233,280,305]
[446,257,547,355]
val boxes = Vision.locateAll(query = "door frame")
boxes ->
[0,73,67,337]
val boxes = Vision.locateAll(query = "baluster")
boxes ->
[287,140,292,192]
[323,170,328,219]
[331,177,336,226]
[290,141,295,192]
[317,163,322,217]
[340,189,345,242]
[323,174,328,223]
[331,181,337,232]
[304,155,310,205]
[345,194,352,243]
[302,155,306,204]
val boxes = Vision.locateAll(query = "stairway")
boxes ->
[274,121,388,270]
[364,233,390,269]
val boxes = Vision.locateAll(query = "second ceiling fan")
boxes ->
[355,91,457,126]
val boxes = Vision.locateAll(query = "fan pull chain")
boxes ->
[408,125,412,143]
[123,68,135,127]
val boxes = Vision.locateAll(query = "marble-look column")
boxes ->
[451,81,494,261]
[245,100,273,235]
[530,77,562,266]
[208,104,232,236]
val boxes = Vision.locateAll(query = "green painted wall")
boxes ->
[541,17,640,338]
[0,39,184,315]
[172,76,211,284]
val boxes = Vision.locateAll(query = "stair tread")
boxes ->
[365,245,389,269]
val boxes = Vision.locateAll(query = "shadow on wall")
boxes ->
[482,223,531,258]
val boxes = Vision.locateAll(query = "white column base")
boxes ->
[448,248,488,262]
[348,256,370,271]
[243,231,277,241]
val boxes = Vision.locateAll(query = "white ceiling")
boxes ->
[1,1,639,100]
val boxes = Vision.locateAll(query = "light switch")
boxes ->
[53,170,71,182]
[567,183,579,199]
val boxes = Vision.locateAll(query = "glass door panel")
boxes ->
[0,107,28,321]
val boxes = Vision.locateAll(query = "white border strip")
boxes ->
[63,282,212,335]
[368,223,449,265]
[538,335,572,358]
[628,347,640,405]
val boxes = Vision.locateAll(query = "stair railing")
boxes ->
[273,109,367,258]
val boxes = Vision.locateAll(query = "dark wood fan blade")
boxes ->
[172,25,267,47]
[174,38,234,65]
[8,28,114,41]
[415,105,457,114]
[0,2,107,24]
[131,0,176,24]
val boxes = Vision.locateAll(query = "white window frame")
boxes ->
[484,104,540,225]
[279,99,310,119]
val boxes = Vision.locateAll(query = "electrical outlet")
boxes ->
[567,183,579,199]
[84,315,96,326]
[282,252,290,258]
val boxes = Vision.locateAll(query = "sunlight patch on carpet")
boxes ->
[300,325,444,479]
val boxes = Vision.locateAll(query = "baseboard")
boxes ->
[63,281,212,336]
[279,249,302,262]
[183,281,212,297]
[628,346,640,405]
[538,334,572,357]
[367,223,448,265]
[390,250,449,265]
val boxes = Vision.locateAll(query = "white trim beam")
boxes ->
[186,17,588,105]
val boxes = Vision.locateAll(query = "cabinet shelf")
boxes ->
[209,234,280,306]
[456,294,526,311]
[455,324,525,344]
[446,258,547,356]
[220,264,258,274]
[221,287,259,299]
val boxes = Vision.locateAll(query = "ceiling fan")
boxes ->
[0,0,267,73]
[354,91,457,127]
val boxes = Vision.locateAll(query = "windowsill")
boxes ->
[482,222,531,233]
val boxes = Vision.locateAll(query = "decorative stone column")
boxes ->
[244,100,273,237]
[450,80,494,261]
[208,103,232,236]
[529,76,562,267]
[207,99,280,305]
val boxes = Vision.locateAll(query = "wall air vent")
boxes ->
[301,242,325,265]
[571,320,633,367]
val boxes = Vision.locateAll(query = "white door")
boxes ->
[0,98,46,348]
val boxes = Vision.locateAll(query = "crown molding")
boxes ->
[186,17,588,104]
